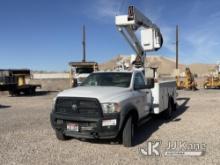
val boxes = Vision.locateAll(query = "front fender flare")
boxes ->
[119,104,139,131]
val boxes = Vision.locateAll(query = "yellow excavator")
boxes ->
[174,26,197,91]
[176,67,197,90]
[203,63,220,89]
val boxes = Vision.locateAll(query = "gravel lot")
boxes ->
[0,90,220,165]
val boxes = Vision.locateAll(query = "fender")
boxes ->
[119,103,139,131]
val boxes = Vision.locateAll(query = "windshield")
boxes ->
[76,68,94,74]
[81,73,132,88]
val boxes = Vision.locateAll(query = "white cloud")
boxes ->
[160,25,176,53]
[96,0,120,18]
[181,2,220,63]
[86,0,164,23]
[85,0,121,22]
[210,11,220,19]
[143,5,164,22]
[183,28,220,63]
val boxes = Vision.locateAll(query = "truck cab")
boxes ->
[69,62,98,87]
[50,70,176,147]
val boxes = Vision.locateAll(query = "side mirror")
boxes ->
[134,84,147,90]
[146,78,154,89]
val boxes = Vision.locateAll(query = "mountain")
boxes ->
[99,55,216,77]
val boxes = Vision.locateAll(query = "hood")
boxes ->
[57,86,131,102]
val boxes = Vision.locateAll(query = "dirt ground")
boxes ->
[30,79,70,92]
[0,89,220,165]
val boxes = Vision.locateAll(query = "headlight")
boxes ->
[101,103,120,113]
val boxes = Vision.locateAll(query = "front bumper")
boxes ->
[50,112,120,139]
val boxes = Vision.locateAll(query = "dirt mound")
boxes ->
[99,55,215,76]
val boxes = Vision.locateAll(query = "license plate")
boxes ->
[67,123,79,132]
[102,119,117,126]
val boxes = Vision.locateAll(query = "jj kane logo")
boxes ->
[139,140,161,156]
[139,140,206,157]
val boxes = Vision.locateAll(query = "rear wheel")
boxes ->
[122,116,134,147]
[29,87,35,95]
[55,131,69,141]
[9,90,19,96]
[9,91,14,96]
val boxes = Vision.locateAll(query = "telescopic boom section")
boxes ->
[115,6,163,69]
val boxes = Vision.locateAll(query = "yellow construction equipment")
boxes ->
[0,69,41,96]
[203,63,220,89]
[174,26,197,90]
[176,67,197,90]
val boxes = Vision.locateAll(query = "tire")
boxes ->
[204,83,209,89]
[162,100,173,119]
[29,87,35,95]
[173,103,177,111]
[122,116,134,147]
[9,90,19,96]
[9,91,14,96]
[55,131,69,141]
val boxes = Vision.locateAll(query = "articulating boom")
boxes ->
[115,6,163,69]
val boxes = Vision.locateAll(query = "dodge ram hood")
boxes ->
[57,86,130,102]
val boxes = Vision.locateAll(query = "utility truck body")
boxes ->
[151,81,176,114]
[50,5,177,147]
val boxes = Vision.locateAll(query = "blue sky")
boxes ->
[0,0,220,71]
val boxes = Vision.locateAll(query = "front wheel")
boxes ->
[55,131,70,141]
[122,116,134,147]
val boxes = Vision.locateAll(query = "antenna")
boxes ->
[82,25,86,62]
[176,25,179,69]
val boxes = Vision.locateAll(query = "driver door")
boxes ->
[133,73,151,118]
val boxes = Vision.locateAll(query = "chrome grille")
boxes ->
[55,97,101,118]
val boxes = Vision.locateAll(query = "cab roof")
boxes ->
[69,61,98,67]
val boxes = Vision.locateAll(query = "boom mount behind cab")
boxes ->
[115,6,163,70]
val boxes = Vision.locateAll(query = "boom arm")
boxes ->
[115,6,163,69]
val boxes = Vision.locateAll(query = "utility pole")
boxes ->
[82,25,86,62]
[176,25,179,69]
